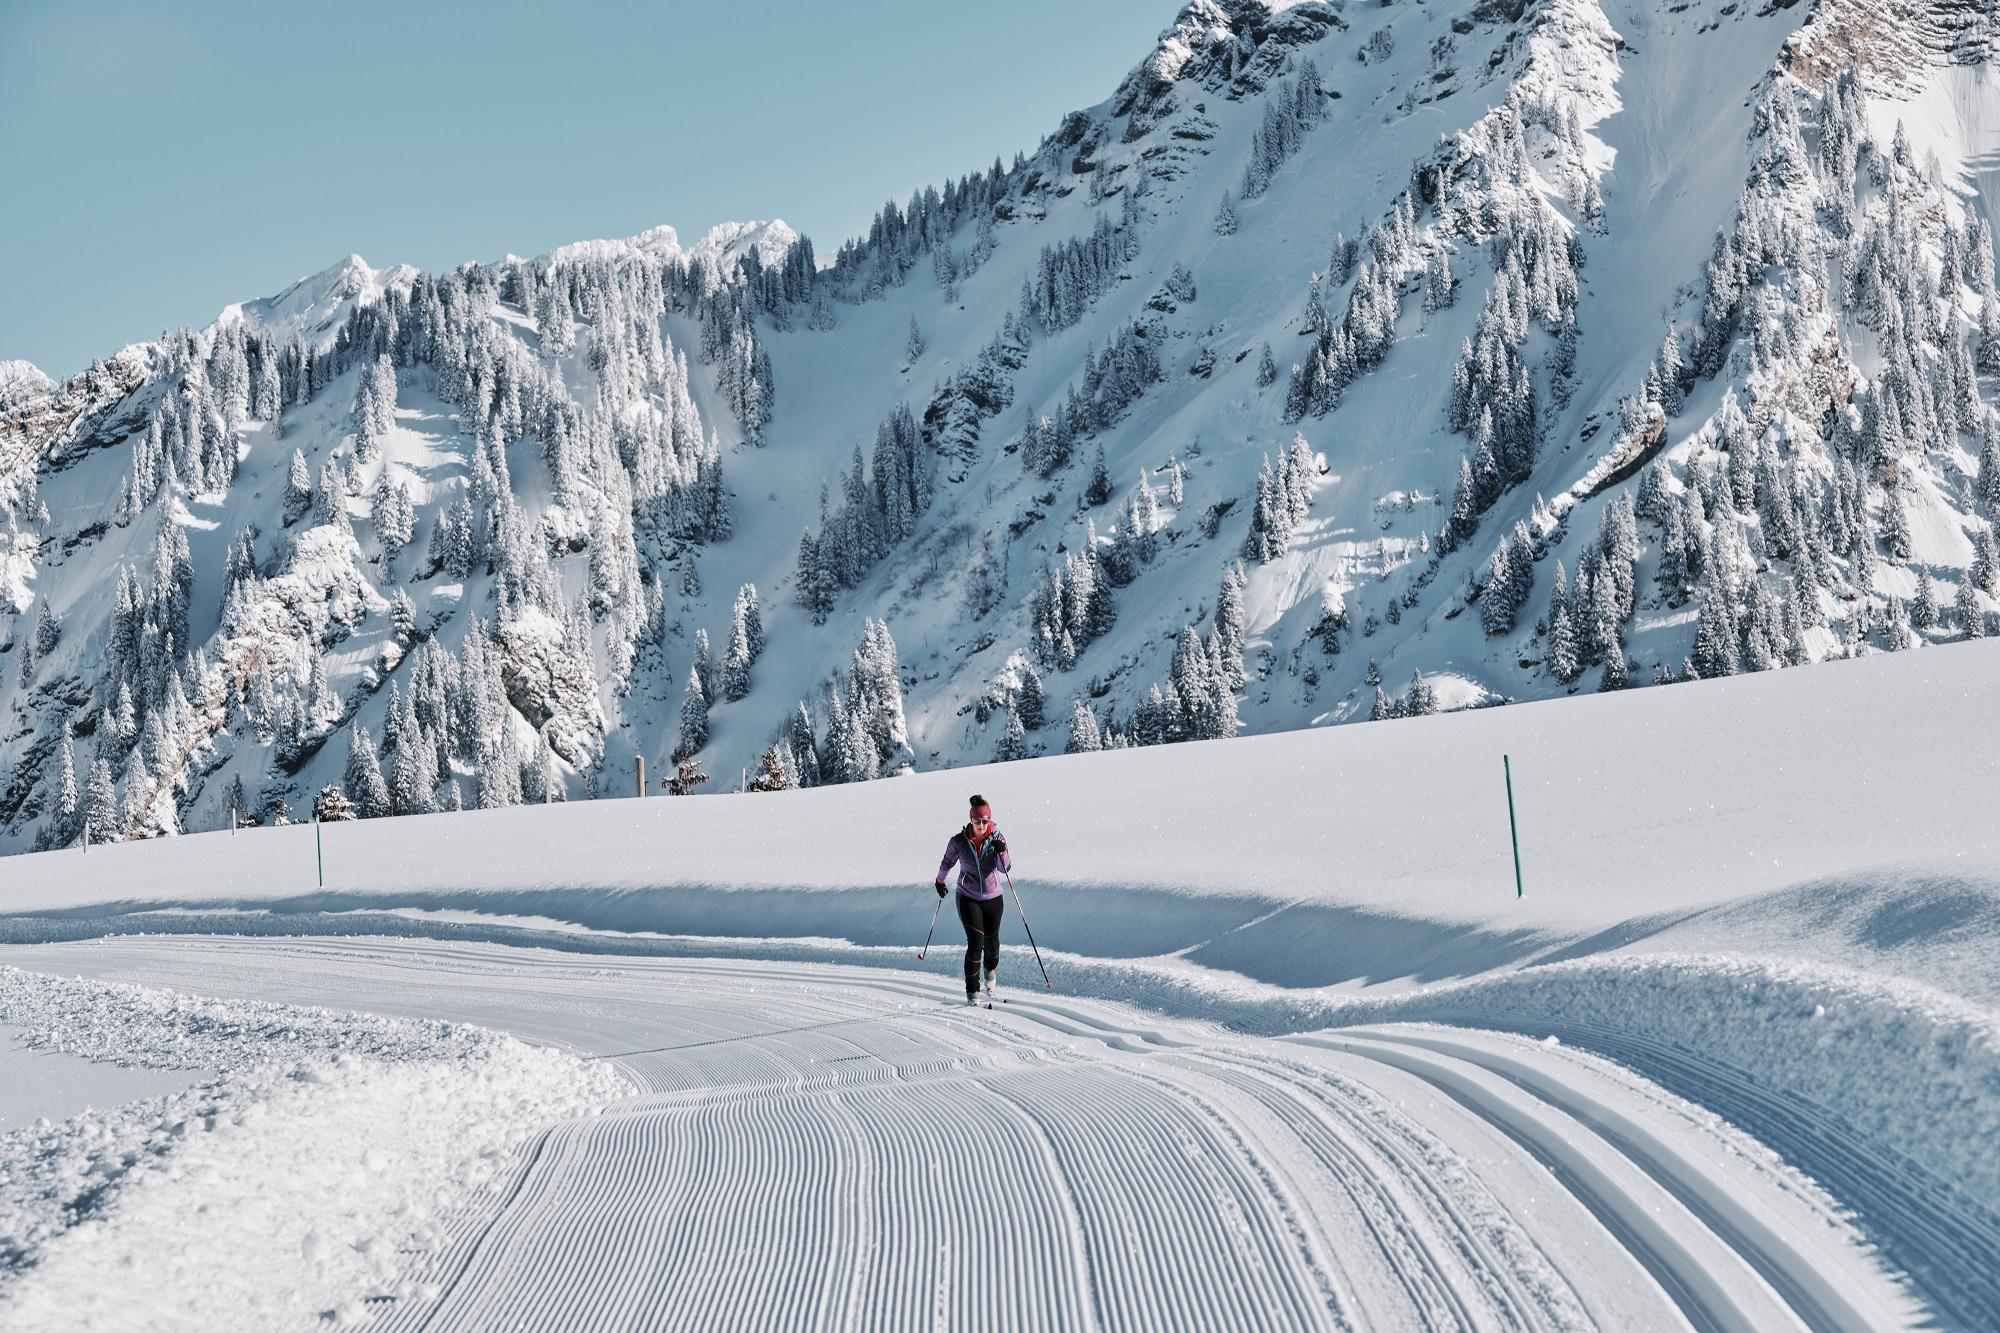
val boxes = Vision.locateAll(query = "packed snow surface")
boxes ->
[0,940,1942,1331]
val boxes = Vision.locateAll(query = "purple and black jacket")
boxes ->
[937,825,1012,901]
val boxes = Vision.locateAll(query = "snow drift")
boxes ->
[0,968,630,1328]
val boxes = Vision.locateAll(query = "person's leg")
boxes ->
[955,892,984,998]
[979,895,1004,982]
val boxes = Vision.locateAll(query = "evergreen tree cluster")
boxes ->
[1542,496,1639,687]
[1109,566,1249,750]
[39,518,215,843]
[292,623,557,820]
[774,620,911,787]
[1020,320,1164,476]
[1029,529,1118,670]
[700,286,775,444]
[924,317,1031,465]
[1439,203,1579,551]
[1244,435,1317,562]
[351,354,397,461]
[1239,60,1326,199]
[1019,212,1141,334]
[1622,67,2000,687]
[1283,193,1426,421]
[1369,669,1440,721]
[795,404,934,624]
[1479,522,1538,637]
[1099,471,1166,586]
[824,157,1023,301]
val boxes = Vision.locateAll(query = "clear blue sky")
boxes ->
[0,0,1169,378]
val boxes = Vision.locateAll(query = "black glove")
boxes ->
[988,838,1007,856]
[934,881,948,898]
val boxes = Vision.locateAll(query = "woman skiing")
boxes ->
[934,794,1011,1005]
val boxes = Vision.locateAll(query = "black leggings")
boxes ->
[956,892,1004,993]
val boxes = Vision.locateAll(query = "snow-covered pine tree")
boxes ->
[1405,669,1438,716]
[374,474,415,570]
[675,664,709,762]
[749,743,789,792]
[314,458,350,531]
[1882,487,1913,563]
[721,610,754,705]
[848,618,910,773]
[1547,560,1580,683]
[1482,543,1520,636]
[283,449,313,526]
[994,708,1029,761]
[353,355,396,462]
[1213,563,1247,689]
[344,726,390,819]
[1692,571,1740,677]
[667,755,710,795]
[1423,249,1455,313]
[33,600,61,657]
[1086,444,1113,507]
[1955,576,1987,637]
[1064,698,1102,753]
[312,784,356,822]
[1912,566,1940,629]
[782,703,818,788]
[691,628,715,700]
[84,753,119,843]
[1016,659,1046,729]
[1973,524,2000,594]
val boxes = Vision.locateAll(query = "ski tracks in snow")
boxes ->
[314,948,1922,1333]
[1,941,1934,1331]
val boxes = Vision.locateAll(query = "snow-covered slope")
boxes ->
[4,0,2000,853]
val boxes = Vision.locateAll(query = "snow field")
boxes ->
[0,967,630,1330]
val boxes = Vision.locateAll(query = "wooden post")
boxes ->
[1503,754,1524,899]
[315,814,324,889]
[635,755,646,799]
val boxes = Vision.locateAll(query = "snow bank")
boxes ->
[0,968,629,1329]
[1324,955,2000,1210]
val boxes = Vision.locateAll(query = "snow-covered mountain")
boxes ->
[4,0,2000,850]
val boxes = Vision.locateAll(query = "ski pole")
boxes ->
[918,890,944,960]
[1003,871,1052,991]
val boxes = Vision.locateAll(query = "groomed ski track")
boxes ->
[7,936,1934,1332]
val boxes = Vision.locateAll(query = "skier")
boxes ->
[933,794,1011,1006]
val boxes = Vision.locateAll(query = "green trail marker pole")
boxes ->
[1503,754,1523,898]
[315,815,324,889]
